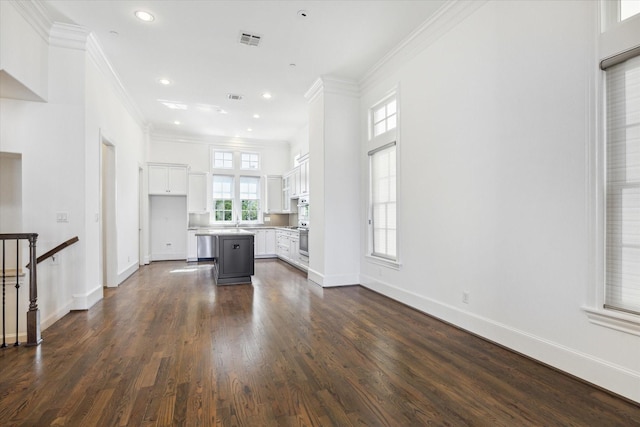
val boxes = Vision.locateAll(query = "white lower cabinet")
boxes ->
[275,229,307,272]
[255,229,277,258]
[187,230,197,261]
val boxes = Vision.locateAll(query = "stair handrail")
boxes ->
[25,236,79,268]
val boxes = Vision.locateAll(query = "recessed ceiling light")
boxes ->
[262,92,272,99]
[174,120,181,125]
[253,114,260,119]
[289,63,296,68]
[135,10,155,22]
[247,128,253,132]
[109,30,119,37]
[158,78,171,85]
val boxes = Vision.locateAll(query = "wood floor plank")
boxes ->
[0,259,638,426]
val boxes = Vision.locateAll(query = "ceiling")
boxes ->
[45,0,446,143]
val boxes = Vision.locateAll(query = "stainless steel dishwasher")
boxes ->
[197,235,216,261]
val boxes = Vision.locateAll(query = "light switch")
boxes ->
[56,212,69,223]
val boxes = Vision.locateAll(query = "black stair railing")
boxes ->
[0,233,40,347]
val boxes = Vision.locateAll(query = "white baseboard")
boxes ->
[42,299,74,330]
[308,268,359,287]
[143,255,150,265]
[72,284,103,310]
[117,261,139,285]
[360,273,640,404]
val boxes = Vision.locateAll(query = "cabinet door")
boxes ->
[149,165,168,194]
[168,166,187,194]
[266,176,283,213]
[265,230,276,255]
[291,167,301,197]
[254,230,266,256]
[299,159,309,195]
[289,235,299,264]
[187,230,197,261]
[188,173,207,212]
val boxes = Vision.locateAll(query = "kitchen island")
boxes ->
[195,229,254,285]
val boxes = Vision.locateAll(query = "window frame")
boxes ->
[213,151,234,169]
[584,6,640,335]
[366,92,401,268]
[212,174,235,223]
[240,152,260,171]
[239,175,261,222]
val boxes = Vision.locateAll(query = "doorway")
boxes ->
[101,140,117,287]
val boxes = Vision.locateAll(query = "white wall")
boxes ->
[149,135,290,175]
[0,2,146,336]
[0,1,48,101]
[359,0,640,402]
[289,125,309,168]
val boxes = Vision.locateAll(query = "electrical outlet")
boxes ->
[56,212,69,223]
[462,291,470,304]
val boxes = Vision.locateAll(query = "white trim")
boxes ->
[72,284,103,310]
[360,0,488,91]
[583,306,640,337]
[49,22,88,50]
[304,76,359,103]
[151,132,290,150]
[361,274,640,403]
[307,268,359,287]
[117,261,139,285]
[42,298,73,330]
[364,255,401,270]
[9,0,53,42]
[86,34,146,129]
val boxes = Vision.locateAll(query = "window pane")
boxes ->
[241,153,260,169]
[369,143,397,260]
[387,114,397,131]
[214,151,233,168]
[373,106,386,123]
[387,100,396,115]
[374,121,386,137]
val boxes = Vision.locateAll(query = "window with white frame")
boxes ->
[212,175,234,222]
[603,49,640,316]
[369,142,397,260]
[372,97,397,139]
[241,152,260,170]
[213,151,233,169]
[368,93,398,262]
[240,176,260,221]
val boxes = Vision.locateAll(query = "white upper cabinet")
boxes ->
[188,172,208,212]
[148,163,188,195]
[265,175,283,213]
[299,155,309,196]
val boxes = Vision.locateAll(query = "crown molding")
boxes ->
[9,0,52,42]
[360,0,488,91]
[304,76,359,103]
[49,22,89,50]
[151,132,291,150]
[86,33,146,128]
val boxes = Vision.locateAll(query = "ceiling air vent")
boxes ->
[227,93,243,101]
[239,32,261,47]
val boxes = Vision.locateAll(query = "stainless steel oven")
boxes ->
[298,225,308,256]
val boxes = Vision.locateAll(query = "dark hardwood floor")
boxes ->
[0,259,638,426]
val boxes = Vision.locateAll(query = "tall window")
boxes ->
[213,151,233,169]
[603,50,640,315]
[240,176,260,221]
[368,93,398,262]
[621,0,640,21]
[212,175,234,222]
[369,143,397,260]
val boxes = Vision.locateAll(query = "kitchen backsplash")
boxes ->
[188,212,293,228]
